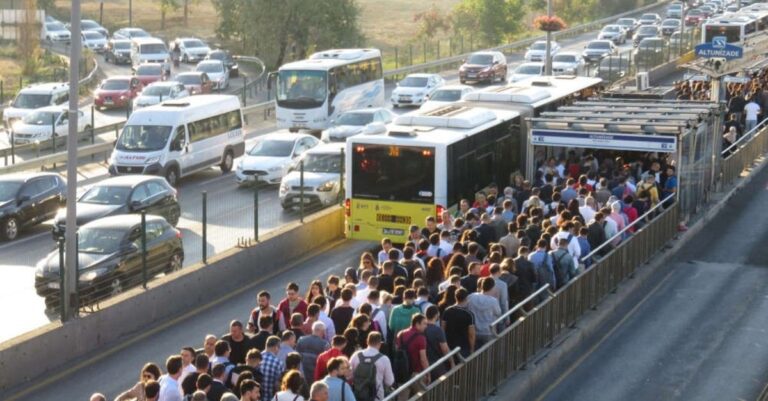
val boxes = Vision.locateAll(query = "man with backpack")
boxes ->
[528,240,555,291]
[392,314,429,401]
[321,357,357,401]
[550,238,578,290]
[350,332,394,401]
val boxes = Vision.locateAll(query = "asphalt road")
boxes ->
[533,164,768,401]
[0,5,664,342]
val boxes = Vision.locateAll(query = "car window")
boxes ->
[130,184,150,203]
[20,177,55,197]
[146,181,168,197]
[144,222,164,242]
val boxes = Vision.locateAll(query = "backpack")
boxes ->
[551,251,569,290]
[353,352,384,401]
[393,332,423,384]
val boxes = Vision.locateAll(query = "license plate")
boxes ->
[383,228,405,236]
[468,74,477,78]
[293,122,307,128]
[104,99,114,105]
[293,197,311,204]
[48,282,60,289]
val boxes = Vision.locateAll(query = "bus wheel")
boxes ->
[220,150,234,173]
[165,166,179,187]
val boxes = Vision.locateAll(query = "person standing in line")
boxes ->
[144,380,160,401]
[248,291,285,335]
[744,97,761,134]
[350,332,394,401]
[466,278,501,347]
[261,336,287,401]
[423,306,453,382]
[158,355,184,401]
[279,282,309,324]
[222,320,253,365]
[296,321,330,382]
[115,362,162,401]
[239,379,261,401]
[321,357,357,401]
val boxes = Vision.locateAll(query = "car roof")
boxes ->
[82,30,105,36]
[0,172,61,183]
[306,142,345,154]
[405,73,437,78]
[28,105,67,113]
[19,82,69,94]
[588,40,613,44]
[470,51,501,56]
[176,71,205,77]
[259,131,314,141]
[553,51,580,57]
[145,81,181,88]
[341,108,378,115]
[97,175,163,188]
[198,60,223,65]
[434,84,473,90]
[82,214,167,230]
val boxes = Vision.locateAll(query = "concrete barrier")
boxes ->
[0,206,345,392]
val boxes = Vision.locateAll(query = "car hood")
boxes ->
[583,48,611,55]
[552,61,579,69]
[240,155,291,170]
[510,73,537,82]
[113,150,164,166]
[205,71,225,81]
[55,203,125,227]
[282,171,339,187]
[321,125,364,142]
[462,64,493,71]
[599,32,620,37]
[0,199,14,211]
[526,49,547,56]
[4,107,33,119]
[188,47,211,55]
[95,89,129,97]
[392,87,428,96]
[134,95,164,106]
[38,249,121,276]
[13,122,54,135]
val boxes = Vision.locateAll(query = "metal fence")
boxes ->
[721,119,768,186]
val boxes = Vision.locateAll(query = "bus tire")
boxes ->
[220,150,234,173]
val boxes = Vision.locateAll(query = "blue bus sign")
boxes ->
[695,36,743,60]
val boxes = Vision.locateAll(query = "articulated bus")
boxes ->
[345,106,522,242]
[701,7,768,44]
[272,48,385,132]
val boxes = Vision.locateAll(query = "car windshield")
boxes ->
[430,89,463,101]
[336,112,374,126]
[641,14,656,20]
[136,65,162,75]
[638,26,658,34]
[101,79,129,90]
[302,153,342,173]
[197,62,223,73]
[689,9,703,15]
[78,227,124,254]
[399,76,428,87]
[129,29,150,38]
[516,64,542,74]
[12,93,52,109]
[84,32,103,40]
[79,185,130,205]
[553,54,577,63]
[599,57,629,69]
[640,40,664,49]
[142,86,172,96]
[116,125,172,151]
[618,19,634,25]
[603,26,620,32]
[0,182,21,202]
[46,22,66,31]
[183,39,206,48]
[588,41,610,49]
[22,110,59,125]
[176,74,201,85]
[208,52,226,61]
[141,44,167,54]
[113,41,130,50]
[248,139,294,157]
[467,54,493,64]
[531,42,547,50]
[276,69,327,109]
[82,21,100,30]
[663,20,679,26]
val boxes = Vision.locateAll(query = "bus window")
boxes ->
[352,144,435,204]
[276,70,328,108]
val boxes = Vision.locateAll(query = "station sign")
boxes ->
[531,129,677,153]
[694,36,743,60]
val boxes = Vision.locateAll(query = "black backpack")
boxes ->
[353,352,384,401]
[393,332,423,384]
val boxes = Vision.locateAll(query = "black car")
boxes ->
[635,38,667,69]
[205,49,239,77]
[597,56,631,82]
[35,214,184,309]
[0,173,66,241]
[52,175,180,239]
[105,39,132,64]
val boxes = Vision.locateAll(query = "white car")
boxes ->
[419,85,475,111]
[524,40,560,62]
[112,27,151,40]
[320,108,395,142]
[390,73,445,107]
[11,106,89,145]
[279,142,345,209]
[66,19,109,37]
[132,81,189,109]
[582,40,617,63]
[4,82,70,129]
[81,30,108,52]
[509,62,544,82]
[551,52,586,75]
[598,25,627,44]
[235,132,320,185]
[196,60,229,90]
[174,37,211,63]
[42,21,70,43]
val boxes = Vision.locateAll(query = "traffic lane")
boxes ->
[1,239,373,401]
[537,166,768,401]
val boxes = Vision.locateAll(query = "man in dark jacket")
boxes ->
[207,363,230,401]
[587,212,608,256]
[513,247,538,311]
[473,213,498,249]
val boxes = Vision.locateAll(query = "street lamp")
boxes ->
[545,0,553,76]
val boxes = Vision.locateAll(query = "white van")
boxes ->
[108,95,245,186]
[3,83,70,130]
[131,37,170,69]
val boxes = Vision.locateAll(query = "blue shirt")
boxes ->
[561,187,577,204]
[322,376,357,401]
[528,250,554,289]
[577,237,592,267]
[502,209,516,223]
[260,351,285,401]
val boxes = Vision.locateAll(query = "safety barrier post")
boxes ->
[253,184,259,242]
[299,160,305,223]
[90,105,95,144]
[141,210,147,289]
[58,238,66,320]
[339,148,344,205]
[51,114,57,154]
[202,191,208,264]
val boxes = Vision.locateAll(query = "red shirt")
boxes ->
[277,298,308,324]
[479,263,491,277]
[315,347,344,381]
[398,327,427,373]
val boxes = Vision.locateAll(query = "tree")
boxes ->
[19,0,40,75]
[160,0,181,30]
[413,4,451,40]
[451,0,526,47]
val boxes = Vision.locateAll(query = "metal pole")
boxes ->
[58,239,66,319]
[63,0,81,321]
[299,160,305,223]
[90,105,95,144]
[253,185,259,242]
[394,47,398,70]
[99,1,103,25]
[202,191,207,264]
[545,0,553,76]
[10,131,15,164]
[128,0,132,27]
[51,114,56,154]
[242,76,246,105]
[141,211,147,288]
[679,1,685,57]
[339,148,344,205]
[1,80,4,103]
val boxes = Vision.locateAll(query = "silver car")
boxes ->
[278,142,345,210]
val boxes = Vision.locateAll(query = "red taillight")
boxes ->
[436,204,445,223]
[344,199,351,217]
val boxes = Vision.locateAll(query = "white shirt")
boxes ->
[350,347,395,401]
[318,311,337,341]
[334,297,361,311]
[158,374,183,401]
[273,390,306,401]
[745,101,761,120]
[355,286,371,306]
[179,363,196,382]
[369,303,388,339]
[550,231,581,266]
[579,205,596,224]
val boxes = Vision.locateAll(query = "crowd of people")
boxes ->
[87,149,677,401]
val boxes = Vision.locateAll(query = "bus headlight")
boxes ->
[268,166,282,172]
[145,156,160,165]
[316,180,336,192]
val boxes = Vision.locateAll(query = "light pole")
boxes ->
[679,1,685,55]
[545,0,553,76]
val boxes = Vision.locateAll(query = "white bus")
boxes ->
[131,37,170,68]
[701,8,768,44]
[345,105,521,242]
[273,48,385,132]
[108,95,245,186]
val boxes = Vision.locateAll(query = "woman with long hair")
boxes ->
[445,253,467,277]
[115,363,162,401]
[425,258,444,302]
[437,285,458,315]
[273,369,306,401]
[304,279,325,304]
[358,251,379,276]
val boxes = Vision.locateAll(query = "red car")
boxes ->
[685,9,705,26]
[174,72,213,95]
[94,76,143,109]
[134,63,167,86]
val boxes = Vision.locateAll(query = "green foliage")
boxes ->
[211,0,365,69]
[451,0,526,47]
[413,3,451,40]
[37,0,54,12]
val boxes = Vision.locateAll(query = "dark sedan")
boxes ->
[0,173,66,241]
[205,49,239,77]
[52,175,180,239]
[35,214,184,310]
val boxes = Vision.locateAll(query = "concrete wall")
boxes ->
[0,206,345,392]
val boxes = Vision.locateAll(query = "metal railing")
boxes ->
[721,119,768,186]
[382,347,462,401]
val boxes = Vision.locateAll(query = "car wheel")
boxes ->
[166,252,183,274]
[220,150,234,173]
[281,202,292,211]
[165,166,179,187]
[1,216,19,241]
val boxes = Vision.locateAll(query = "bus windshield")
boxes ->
[352,144,435,203]
[277,69,327,109]
[116,125,172,151]
[704,25,742,43]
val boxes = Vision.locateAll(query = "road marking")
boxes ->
[2,238,349,401]
[534,260,679,401]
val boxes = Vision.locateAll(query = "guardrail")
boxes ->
[721,119,768,186]
[383,0,673,79]
[406,195,678,401]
